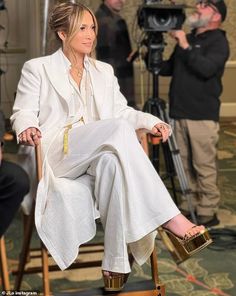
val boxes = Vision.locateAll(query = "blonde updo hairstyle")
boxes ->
[49,2,98,57]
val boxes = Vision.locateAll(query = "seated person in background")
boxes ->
[0,110,29,237]
[11,2,212,292]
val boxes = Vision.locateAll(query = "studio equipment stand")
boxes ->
[142,32,197,224]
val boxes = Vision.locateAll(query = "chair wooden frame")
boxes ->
[12,141,165,295]
[0,236,10,291]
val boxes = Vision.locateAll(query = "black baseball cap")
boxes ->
[206,0,227,22]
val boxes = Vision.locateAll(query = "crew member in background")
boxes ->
[160,0,230,227]
[96,0,138,108]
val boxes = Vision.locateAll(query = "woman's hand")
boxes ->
[18,127,42,146]
[152,123,170,142]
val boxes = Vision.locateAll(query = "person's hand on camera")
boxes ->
[152,123,170,142]
[170,30,190,49]
[18,127,41,146]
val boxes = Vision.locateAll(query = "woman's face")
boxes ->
[69,10,96,55]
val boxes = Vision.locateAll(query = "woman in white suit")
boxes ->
[11,2,211,292]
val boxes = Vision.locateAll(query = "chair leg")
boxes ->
[150,246,165,296]
[41,243,50,295]
[14,203,35,291]
[14,210,51,294]
[150,246,159,286]
[0,236,10,291]
[35,142,50,293]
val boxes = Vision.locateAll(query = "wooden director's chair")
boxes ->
[0,236,10,291]
[11,135,165,295]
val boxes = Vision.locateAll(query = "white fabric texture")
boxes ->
[11,49,179,271]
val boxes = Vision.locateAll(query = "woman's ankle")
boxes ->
[163,213,204,238]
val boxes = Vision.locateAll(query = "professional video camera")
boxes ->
[136,0,187,73]
[138,0,186,32]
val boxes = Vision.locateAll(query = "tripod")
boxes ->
[142,33,197,224]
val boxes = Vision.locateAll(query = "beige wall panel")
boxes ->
[0,0,41,117]
[221,62,236,103]
[220,61,236,117]
[0,53,27,116]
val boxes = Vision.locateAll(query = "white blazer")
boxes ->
[11,49,164,142]
[11,49,168,270]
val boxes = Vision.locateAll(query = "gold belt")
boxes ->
[63,116,85,154]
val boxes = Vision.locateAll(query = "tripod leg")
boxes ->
[143,100,161,172]
[143,97,197,223]
[161,142,178,204]
[143,99,179,200]
[162,111,198,224]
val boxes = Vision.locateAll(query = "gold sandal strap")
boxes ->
[103,272,126,291]
[183,226,205,241]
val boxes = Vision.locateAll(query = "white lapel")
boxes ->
[43,50,107,118]
[88,60,106,116]
[43,49,72,105]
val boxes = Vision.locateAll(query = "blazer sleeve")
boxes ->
[11,60,41,138]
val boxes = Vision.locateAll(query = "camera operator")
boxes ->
[160,0,230,227]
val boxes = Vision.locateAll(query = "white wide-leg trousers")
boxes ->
[48,119,180,273]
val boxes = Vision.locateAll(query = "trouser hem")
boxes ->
[102,255,131,274]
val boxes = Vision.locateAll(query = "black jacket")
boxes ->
[95,4,135,102]
[95,4,133,78]
[160,29,230,121]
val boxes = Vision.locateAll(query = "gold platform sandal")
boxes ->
[103,271,128,292]
[159,226,212,264]
[103,253,134,291]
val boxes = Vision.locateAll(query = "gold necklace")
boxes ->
[77,68,83,78]
[71,65,84,78]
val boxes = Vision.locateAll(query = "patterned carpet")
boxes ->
[1,120,236,295]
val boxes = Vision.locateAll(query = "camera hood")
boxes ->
[138,3,187,32]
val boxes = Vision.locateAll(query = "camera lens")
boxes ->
[138,3,185,31]
[152,11,172,27]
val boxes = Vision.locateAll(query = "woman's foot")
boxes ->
[160,213,212,264]
[102,254,133,291]
[163,213,205,239]
[102,270,129,292]
[103,270,124,278]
